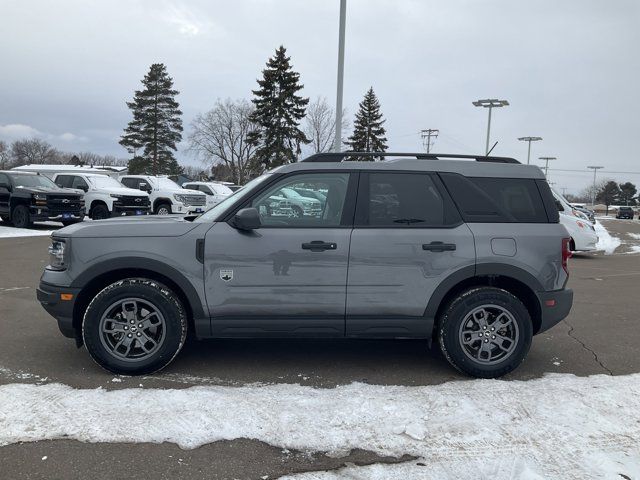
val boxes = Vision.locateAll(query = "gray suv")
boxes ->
[37,153,573,378]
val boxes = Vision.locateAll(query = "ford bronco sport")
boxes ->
[37,153,573,378]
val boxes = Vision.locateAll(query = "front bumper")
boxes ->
[111,206,150,217]
[37,281,81,339]
[29,206,84,222]
[536,288,573,333]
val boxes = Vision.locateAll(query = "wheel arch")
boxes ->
[426,265,544,337]
[71,258,207,340]
[153,198,172,212]
[89,199,109,213]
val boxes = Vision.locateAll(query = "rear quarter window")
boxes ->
[440,173,550,223]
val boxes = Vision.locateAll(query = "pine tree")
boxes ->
[248,46,309,168]
[120,63,183,175]
[346,87,388,160]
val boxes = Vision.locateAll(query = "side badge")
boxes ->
[220,269,233,282]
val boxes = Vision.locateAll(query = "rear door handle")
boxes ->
[302,241,337,252]
[422,241,456,252]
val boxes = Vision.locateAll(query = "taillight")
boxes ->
[562,237,571,275]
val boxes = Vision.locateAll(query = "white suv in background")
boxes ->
[552,189,598,252]
[53,173,150,220]
[182,181,234,210]
[119,175,207,215]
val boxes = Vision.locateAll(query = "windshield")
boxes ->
[11,174,58,189]
[212,184,233,195]
[195,174,273,223]
[88,176,124,189]
[152,177,181,189]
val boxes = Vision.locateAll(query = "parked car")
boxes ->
[274,187,322,217]
[38,152,573,379]
[616,206,634,219]
[0,171,84,228]
[182,181,234,210]
[572,205,595,223]
[119,175,206,215]
[53,173,150,220]
[552,191,598,252]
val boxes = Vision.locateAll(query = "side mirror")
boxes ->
[139,182,152,193]
[555,200,564,212]
[231,207,261,230]
[80,185,89,192]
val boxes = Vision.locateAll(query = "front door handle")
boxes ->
[422,241,456,252]
[302,241,337,252]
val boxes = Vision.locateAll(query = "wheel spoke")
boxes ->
[137,332,157,353]
[140,312,161,330]
[121,300,139,322]
[459,304,520,365]
[113,335,134,357]
[101,319,127,333]
[492,313,513,330]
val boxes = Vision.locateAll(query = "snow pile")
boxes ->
[594,221,621,254]
[1,373,639,478]
[0,222,59,238]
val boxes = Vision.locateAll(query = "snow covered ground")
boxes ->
[1,373,639,479]
[594,220,621,254]
[0,221,61,238]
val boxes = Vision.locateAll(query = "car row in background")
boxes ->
[552,189,598,253]
[0,166,244,228]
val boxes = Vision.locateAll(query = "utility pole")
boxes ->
[473,98,509,155]
[539,156,556,177]
[420,129,439,153]
[517,136,542,165]
[333,0,347,153]
[587,166,604,206]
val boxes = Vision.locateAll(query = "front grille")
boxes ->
[46,195,84,213]
[180,195,206,207]
[114,196,150,208]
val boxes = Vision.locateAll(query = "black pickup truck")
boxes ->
[0,171,85,228]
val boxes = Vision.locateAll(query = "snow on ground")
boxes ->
[1,373,639,479]
[0,221,60,238]
[594,220,621,254]
[629,233,640,241]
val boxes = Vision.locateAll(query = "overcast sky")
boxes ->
[1,0,638,193]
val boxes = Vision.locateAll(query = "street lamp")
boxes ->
[587,166,604,206]
[518,136,542,165]
[333,0,347,153]
[473,98,509,155]
[539,156,556,177]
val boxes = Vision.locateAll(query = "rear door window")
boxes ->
[55,175,74,188]
[357,172,460,227]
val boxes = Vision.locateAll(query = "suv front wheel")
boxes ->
[82,278,187,375]
[438,287,532,378]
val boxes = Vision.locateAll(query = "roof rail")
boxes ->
[300,152,520,164]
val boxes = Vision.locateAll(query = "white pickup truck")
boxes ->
[53,173,150,220]
[119,175,207,215]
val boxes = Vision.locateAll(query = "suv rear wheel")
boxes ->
[438,287,532,378]
[82,278,187,375]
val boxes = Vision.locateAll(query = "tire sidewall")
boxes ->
[91,204,110,220]
[156,203,171,215]
[82,279,186,375]
[12,205,31,228]
[439,287,533,378]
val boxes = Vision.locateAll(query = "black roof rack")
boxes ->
[300,152,520,164]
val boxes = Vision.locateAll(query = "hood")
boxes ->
[55,215,201,238]
[15,185,83,195]
[178,188,204,196]
[105,186,149,197]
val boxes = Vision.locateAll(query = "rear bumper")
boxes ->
[37,281,81,339]
[536,288,573,333]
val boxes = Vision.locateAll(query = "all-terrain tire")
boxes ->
[90,204,110,220]
[82,278,187,375]
[438,286,533,379]
[155,203,172,215]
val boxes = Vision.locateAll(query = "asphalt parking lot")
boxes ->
[1,217,640,479]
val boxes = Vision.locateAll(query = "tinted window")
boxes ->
[0,173,9,186]
[250,173,349,227]
[121,177,137,189]
[360,173,459,227]
[56,175,73,188]
[440,173,548,223]
[71,176,89,190]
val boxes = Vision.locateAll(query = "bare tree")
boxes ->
[303,96,349,154]
[188,98,258,184]
[10,138,59,166]
[0,141,9,169]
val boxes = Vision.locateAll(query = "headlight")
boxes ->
[32,193,47,201]
[47,239,66,271]
[303,201,313,207]
[110,194,123,199]
[173,194,187,203]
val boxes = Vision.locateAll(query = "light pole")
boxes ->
[587,166,604,206]
[539,156,556,177]
[473,98,509,155]
[518,136,542,165]
[333,0,347,153]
